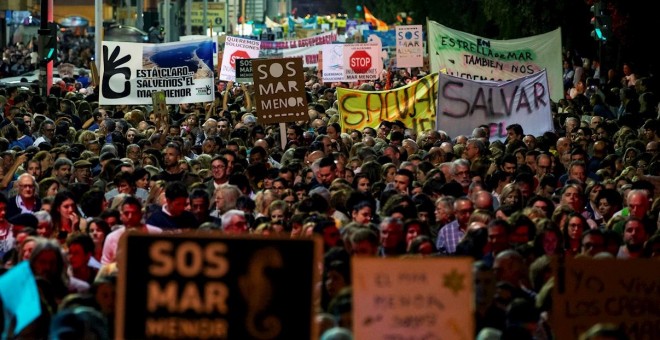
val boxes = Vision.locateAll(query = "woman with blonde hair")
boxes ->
[77,130,98,145]
[254,189,278,219]
[211,183,243,217]
[499,183,524,210]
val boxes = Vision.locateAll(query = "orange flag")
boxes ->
[363,6,388,31]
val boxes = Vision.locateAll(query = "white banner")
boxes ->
[281,45,323,68]
[100,39,215,105]
[220,36,261,82]
[260,30,337,49]
[436,69,553,142]
[395,25,423,68]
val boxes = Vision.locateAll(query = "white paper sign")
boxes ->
[396,25,423,68]
[220,36,261,82]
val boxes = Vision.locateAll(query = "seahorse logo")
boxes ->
[239,247,283,339]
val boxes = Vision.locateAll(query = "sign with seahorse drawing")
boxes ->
[116,233,322,339]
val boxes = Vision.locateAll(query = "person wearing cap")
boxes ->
[72,159,93,185]
[8,213,39,232]
[7,173,42,218]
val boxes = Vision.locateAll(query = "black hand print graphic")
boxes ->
[102,45,132,99]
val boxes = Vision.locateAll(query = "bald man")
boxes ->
[556,137,571,156]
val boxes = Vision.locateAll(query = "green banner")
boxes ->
[427,21,563,102]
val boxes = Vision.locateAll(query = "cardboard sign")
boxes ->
[151,91,168,119]
[235,58,254,83]
[552,258,660,340]
[352,257,474,340]
[116,233,322,339]
[252,58,308,125]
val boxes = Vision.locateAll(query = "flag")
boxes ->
[363,6,388,31]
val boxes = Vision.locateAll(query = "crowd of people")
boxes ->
[0,38,659,339]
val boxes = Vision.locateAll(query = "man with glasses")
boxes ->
[7,173,41,217]
[436,197,474,254]
[451,159,472,195]
[32,119,56,147]
[72,160,93,185]
[205,155,229,198]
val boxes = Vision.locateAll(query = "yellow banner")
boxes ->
[337,73,439,133]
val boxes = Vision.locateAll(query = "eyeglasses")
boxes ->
[19,184,35,189]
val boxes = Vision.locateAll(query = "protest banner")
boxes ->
[436,70,553,142]
[100,39,214,105]
[219,36,261,82]
[352,257,474,340]
[116,233,322,340]
[252,58,308,125]
[337,73,439,133]
[396,25,423,68]
[260,30,337,50]
[281,45,323,68]
[427,20,563,102]
[552,258,660,340]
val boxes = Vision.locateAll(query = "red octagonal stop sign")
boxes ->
[349,50,372,74]
[230,50,251,69]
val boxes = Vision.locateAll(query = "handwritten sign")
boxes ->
[115,233,322,339]
[552,258,660,340]
[151,90,168,119]
[337,73,438,134]
[436,70,553,142]
[252,58,308,125]
[352,257,474,340]
[428,21,563,102]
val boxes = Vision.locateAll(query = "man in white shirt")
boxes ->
[101,196,161,265]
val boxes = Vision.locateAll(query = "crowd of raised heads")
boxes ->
[0,40,658,338]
